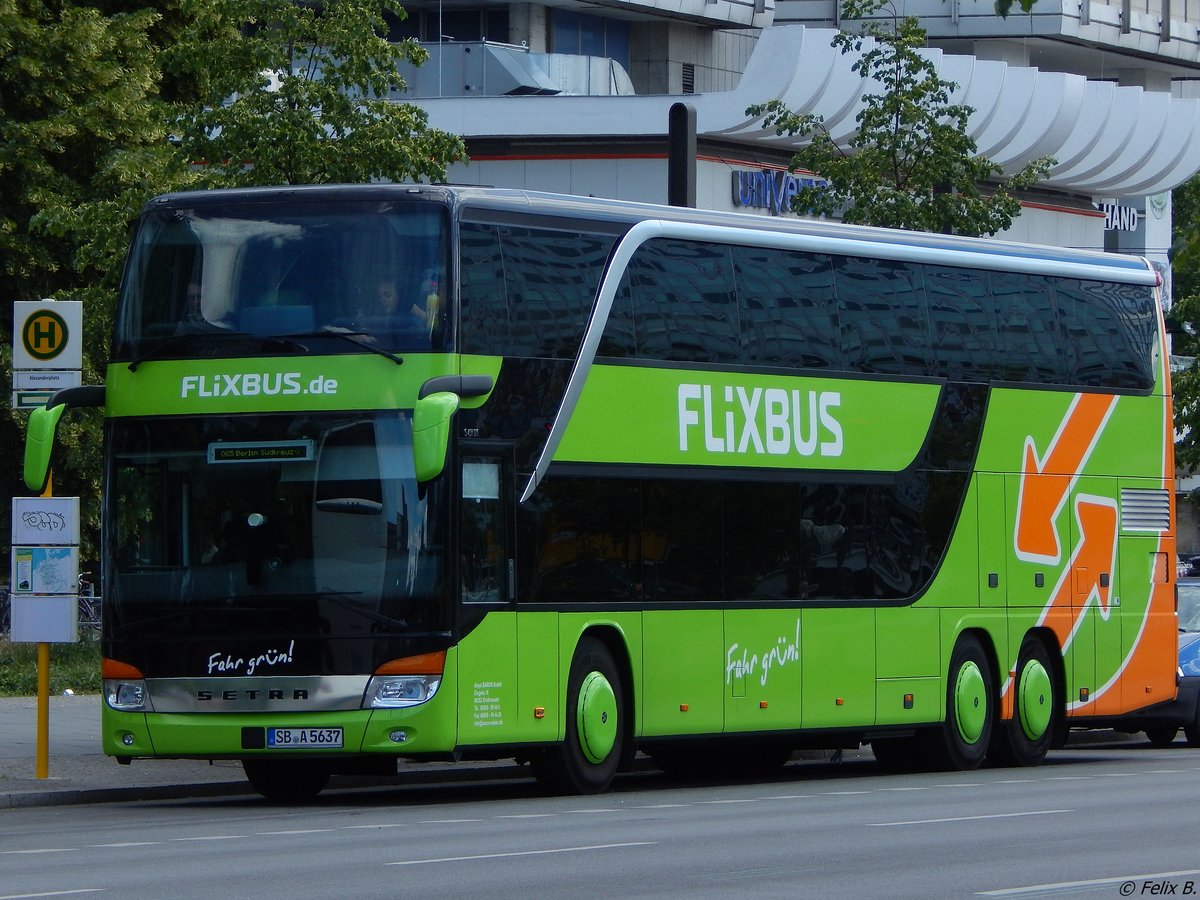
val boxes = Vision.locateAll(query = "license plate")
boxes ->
[267,727,343,749]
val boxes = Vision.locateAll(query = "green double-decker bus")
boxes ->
[24,185,1177,799]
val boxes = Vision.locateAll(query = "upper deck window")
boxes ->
[115,198,450,360]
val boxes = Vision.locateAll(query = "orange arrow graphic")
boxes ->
[1037,496,1117,651]
[1015,393,1116,562]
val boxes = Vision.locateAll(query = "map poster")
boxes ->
[11,546,78,595]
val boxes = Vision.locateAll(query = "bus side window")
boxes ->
[462,459,507,604]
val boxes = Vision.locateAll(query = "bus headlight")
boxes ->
[105,680,147,711]
[365,675,441,709]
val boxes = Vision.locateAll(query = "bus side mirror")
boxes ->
[412,391,461,483]
[24,404,68,492]
[23,385,106,493]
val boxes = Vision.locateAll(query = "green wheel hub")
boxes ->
[577,670,618,764]
[954,660,988,745]
[1017,659,1053,741]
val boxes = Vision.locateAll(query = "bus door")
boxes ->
[1004,470,1066,682]
[1065,477,1121,715]
[976,473,1008,609]
[454,451,528,743]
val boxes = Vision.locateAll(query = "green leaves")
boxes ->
[166,0,465,187]
[747,0,1053,237]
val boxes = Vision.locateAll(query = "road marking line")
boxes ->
[634,803,690,809]
[0,849,73,855]
[0,891,106,899]
[89,842,162,848]
[978,868,1200,896]
[255,829,335,836]
[171,835,245,841]
[868,809,1072,827]
[386,841,657,866]
[412,819,480,825]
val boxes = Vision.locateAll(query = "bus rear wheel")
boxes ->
[532,637,625,795]
[929,634,994,771]
[243,759,331,802]
[989,635,1058,767]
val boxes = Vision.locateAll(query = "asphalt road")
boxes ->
[3,740,1199,899]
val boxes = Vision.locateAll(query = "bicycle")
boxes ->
[77,574,101,634]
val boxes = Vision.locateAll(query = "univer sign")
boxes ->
[678,383,843,458]
[731,169,829,216]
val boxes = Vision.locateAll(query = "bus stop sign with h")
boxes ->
[12,299,82,409]
[10,299,84,778]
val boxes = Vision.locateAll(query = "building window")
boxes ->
[551,11,631,69]
[385,7,509,44]
[682,62,696,94]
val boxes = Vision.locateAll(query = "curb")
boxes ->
[0,779,252,809]
[0,761,534,809]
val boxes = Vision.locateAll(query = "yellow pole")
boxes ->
[36,643,49,779]
[36,470,53,780]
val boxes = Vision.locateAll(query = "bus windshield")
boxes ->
[114,198,450,359]
[104,411,451,658]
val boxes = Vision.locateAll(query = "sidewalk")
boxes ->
[0,694,251,809]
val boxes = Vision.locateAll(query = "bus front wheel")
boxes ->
[989,635,1058,767]
[929,634,995,771]
[243,759,331,802]
[532,637,625,795]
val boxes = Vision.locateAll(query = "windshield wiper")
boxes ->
[282,328,404,366]
[127,331,307,371]
[310,589,413,631]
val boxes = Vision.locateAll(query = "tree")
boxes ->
[1167,176,1200,472]
[0,1,187,562]
[747,0,1052,238]
[164,0,465,187]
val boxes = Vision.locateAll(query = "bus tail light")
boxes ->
[103,657,148,712]
[365,651,445,709]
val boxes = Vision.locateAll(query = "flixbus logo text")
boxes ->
[180,373,339,399]
[677,384,843,457]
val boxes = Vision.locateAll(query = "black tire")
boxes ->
[532,636,625,795]
[1185,699,1200,748]
[928,634,995,771]
[1146,726,1179,747]
[242,759,331,802]
[988,635,1059,767]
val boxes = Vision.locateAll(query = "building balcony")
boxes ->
[775,0,1200,81]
